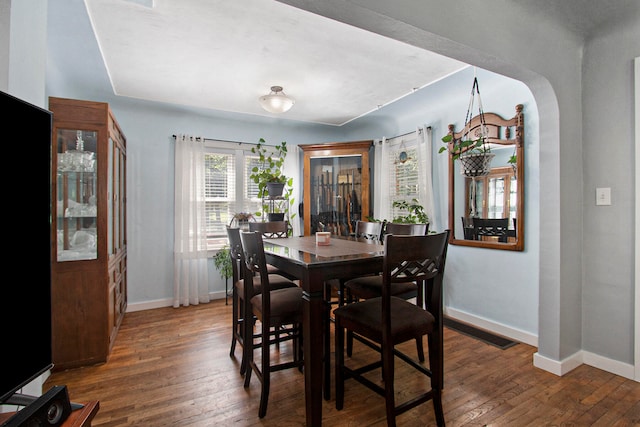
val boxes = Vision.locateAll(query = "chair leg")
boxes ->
[429,329,445,426]
[230,289,238,358]
[345,290,354,356]
[258,320,271,418]
[433,389,445,427]
[416,337,425,362]
[382,340,396,427]
[243,312,254,388]
[323,283,332,400]
[334,318,345,410]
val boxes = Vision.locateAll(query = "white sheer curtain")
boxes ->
[416,126,437,231]
[282,144,301,236]
[373,137,391,221]
[173,134,210,307]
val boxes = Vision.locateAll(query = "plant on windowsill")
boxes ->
[391,198,429,224]
[249,138,296,225]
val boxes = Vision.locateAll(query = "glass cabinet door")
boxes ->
[308,156,362,235]
[56,129,98,261]
[300,141,372,236]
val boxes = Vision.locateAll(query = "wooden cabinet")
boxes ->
[49,97,127,370]
[299,141,372,236]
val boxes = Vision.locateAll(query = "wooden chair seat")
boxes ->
[335,296,434,345]
[342,275,417,301]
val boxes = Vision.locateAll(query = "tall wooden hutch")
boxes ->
[49,97,127,370]
[299,141,372,236]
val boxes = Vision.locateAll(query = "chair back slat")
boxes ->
[382,231,449,319]
[383,222,429,239]
[354,220,383,242]
[249,221,289,238]
[239,230,272,311]
[473,218,509,242]
[226,227,243,284]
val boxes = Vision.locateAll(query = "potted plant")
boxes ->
[391,198,429,224]
[213,245,233,305]
[439,75,495,177]
[440,132,495,178]
[249,138,296,223]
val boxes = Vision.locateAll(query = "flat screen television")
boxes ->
[0,90,54,406]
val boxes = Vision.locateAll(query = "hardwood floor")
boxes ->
[44,299,640,426]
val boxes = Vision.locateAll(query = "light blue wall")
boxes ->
[38,0,640,379]
[342,67,540,339]
[44,1,539,336]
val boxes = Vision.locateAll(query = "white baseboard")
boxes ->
[533,350,636,381]
[126,292,227,312]
[444,307,538,347]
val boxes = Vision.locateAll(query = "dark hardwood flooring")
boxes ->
[44,299,640,426]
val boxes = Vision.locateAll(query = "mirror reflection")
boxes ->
[447,104,524,251]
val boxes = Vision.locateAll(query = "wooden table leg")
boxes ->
[303,275,325,426]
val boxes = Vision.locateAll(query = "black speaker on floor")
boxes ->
[2,385,72,427]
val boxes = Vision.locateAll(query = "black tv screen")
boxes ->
[0,91,53,404]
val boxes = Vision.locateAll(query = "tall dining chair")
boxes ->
[249,220,290,238]
[322,220,384,398]
[226,227,298,376]
[382,221,429,239]
[239,230,305,419]
[343,221,429,359]
[249,221,295,280]
[334,231,450,427]
[325,220,384,308]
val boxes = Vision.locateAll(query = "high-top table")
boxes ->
[262,235,384,426]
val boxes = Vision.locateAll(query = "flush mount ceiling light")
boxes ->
[258,85,295,114]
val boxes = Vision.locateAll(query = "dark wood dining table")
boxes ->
[262,235,384,426]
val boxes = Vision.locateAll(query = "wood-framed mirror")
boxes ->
[445,104,524,250]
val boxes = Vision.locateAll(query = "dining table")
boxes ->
[262,234,385,426]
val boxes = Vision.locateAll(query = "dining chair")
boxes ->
[326,220,384,307]
[461,216,475,240]
[334,231,450,427]
[343,221,429,359]
[239,230,305,419]
[249,220,289,238]
[322,220,385,398]
[226,227,298,376]
[382,221,429,238]
[249,221,296,280]
[473,218,509,242]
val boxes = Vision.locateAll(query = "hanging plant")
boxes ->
[439,75,495,177]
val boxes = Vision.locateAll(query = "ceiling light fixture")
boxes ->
[258,86,295,114]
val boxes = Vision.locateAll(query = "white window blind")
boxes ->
[203,143,261,250]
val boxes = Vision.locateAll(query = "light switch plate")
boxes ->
[596,187,611,205]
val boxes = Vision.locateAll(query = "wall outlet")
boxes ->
[596,187,611,205]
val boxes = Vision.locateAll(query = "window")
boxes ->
[386,141,419,221]
[464,166,516,225]
[204,142,261,250]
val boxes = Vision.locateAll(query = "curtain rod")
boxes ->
[171,135,261,146]
[379,126,432,143]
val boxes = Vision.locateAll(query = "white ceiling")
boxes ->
[83,0,638,127]
[84,0,468,126]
